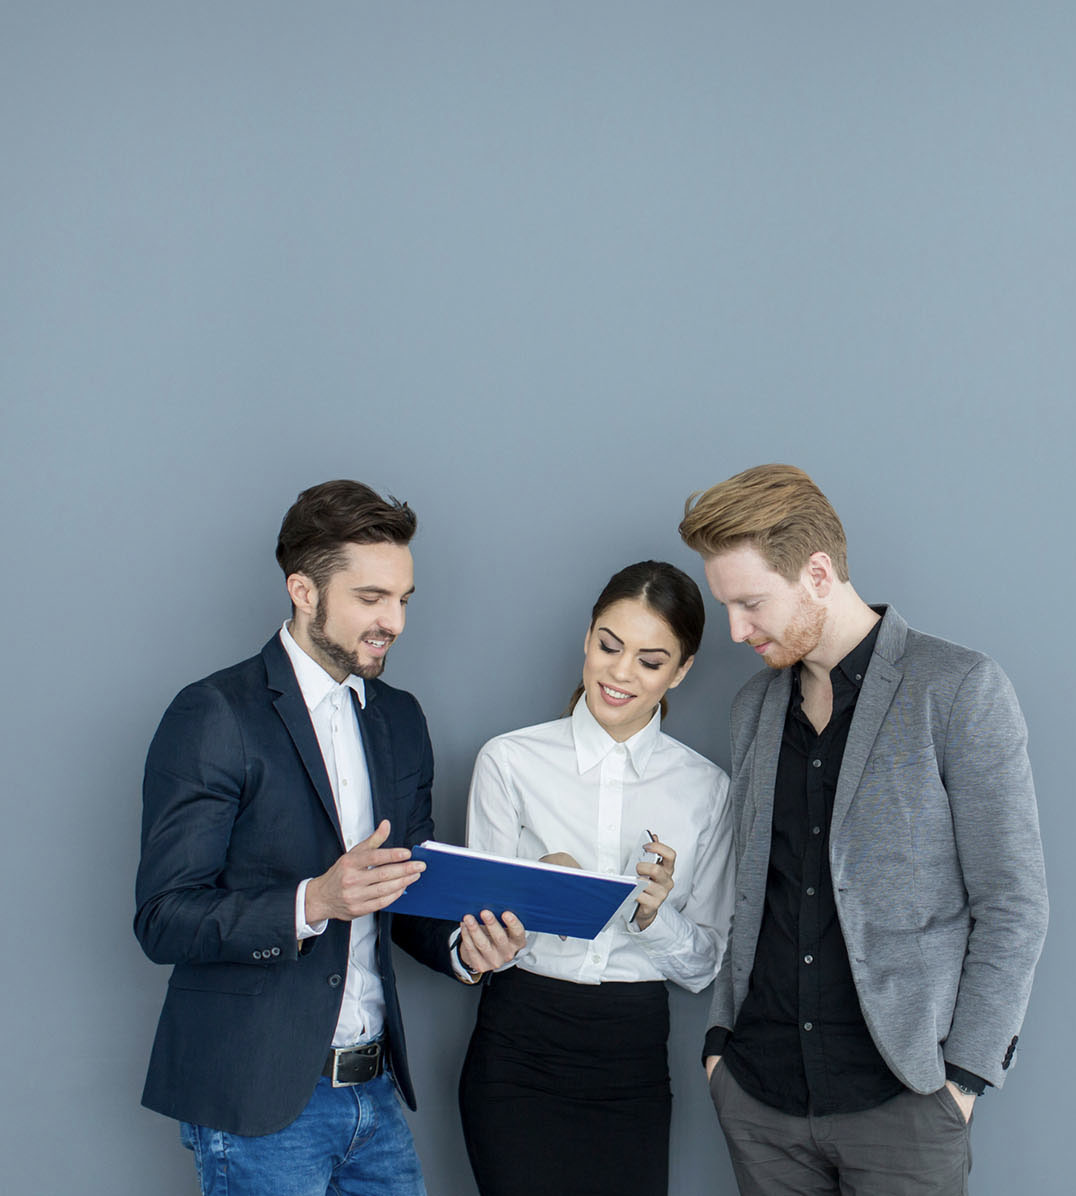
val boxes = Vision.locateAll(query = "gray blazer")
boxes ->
[709,605,1048,1092]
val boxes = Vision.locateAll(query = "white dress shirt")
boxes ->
[280,623,385,1047]
[465,696,735,992]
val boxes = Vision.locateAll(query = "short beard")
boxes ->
[309,601,387,680]
[762,593,826,670]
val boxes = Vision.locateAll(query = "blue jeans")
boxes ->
[180,1074,427,1196]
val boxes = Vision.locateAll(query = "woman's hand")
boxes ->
[634,838,676,932]
[540,852,581,869]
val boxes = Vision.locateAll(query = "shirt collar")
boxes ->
[834,618,881,689]
[570,692,661,777]
[279,621,366,712]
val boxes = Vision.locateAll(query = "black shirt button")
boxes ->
[804,954,814,965]
[812,759,822,768]
[803,1022,813,1032]
[806,886,816,896]
[811,826,821,835]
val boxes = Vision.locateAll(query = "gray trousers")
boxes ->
[709,1060,972,1196]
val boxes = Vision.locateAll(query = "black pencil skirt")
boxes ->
[458,968,672,1196]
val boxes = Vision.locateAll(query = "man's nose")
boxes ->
[728,609,752,643]
[380,605,407,636]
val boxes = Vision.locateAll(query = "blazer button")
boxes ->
[252,950,262,960]
[328,973,343,988]
[271,947,281,957]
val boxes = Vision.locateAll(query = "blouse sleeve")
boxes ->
[464,741,523,858]
[627,768,735,993]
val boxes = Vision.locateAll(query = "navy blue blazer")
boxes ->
[135,633,455,1136]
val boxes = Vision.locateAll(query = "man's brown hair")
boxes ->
[679,464,849,582]
[275,479,416,591]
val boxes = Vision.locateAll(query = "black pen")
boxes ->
[646,828,664,866]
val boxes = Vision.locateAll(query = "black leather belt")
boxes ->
[322,1041,383,1087]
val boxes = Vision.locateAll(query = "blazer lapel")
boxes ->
[263,636,343,846]
[831,608,905,840]
[354,686,398,846]
[752,671,791,824]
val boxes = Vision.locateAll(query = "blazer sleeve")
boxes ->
[704,683,765,1041]
[387,697,457,979]
[134,681,299,966]
[940,657,1048,1085]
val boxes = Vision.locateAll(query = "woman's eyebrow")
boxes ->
[597,626,670,655]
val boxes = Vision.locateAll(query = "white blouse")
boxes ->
[465,696,735,992]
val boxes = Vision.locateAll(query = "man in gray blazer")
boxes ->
[679,464,1047,1196]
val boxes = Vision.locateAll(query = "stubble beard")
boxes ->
[762,594,826,670]
[309,601,388,681]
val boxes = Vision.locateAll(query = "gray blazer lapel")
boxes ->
[831,607,907,840]
[740,672,791,869]
[751,671,791,823]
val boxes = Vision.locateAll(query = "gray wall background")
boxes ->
[2,3,1072,1193]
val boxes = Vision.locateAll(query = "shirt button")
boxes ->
[804,954,814,965]
[342,778,349,787]
[806,887,816,896]
[811,826,821,836]
[812,759,822,768]
[803,1022,813,1032]
[592,953,602,964]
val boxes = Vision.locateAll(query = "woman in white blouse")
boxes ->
[457,561,735,1196]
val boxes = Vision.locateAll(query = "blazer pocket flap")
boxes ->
[169,961,267,995]
[868,742,937,772]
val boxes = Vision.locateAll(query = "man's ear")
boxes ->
[804,552,834,599]
[286,572,318,617]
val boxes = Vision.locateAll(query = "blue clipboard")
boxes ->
[388,842,643,941]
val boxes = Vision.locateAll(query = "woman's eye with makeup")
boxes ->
[639,659,662,671]
[599,641,618,654]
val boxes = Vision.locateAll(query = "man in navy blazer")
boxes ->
[136,480,523,1195]
[679,465,1047,1196]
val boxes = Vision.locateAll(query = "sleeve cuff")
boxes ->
[703,1025,731,1065]
[295,879,328,941]
[448,927,484,984]
[944,1062,988,1095]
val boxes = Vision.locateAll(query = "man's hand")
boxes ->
[304,820,424,923]
[705,1055,722,1081]
[944,1080,976,1124]
[458,909,527,976]
[634,838,676,932]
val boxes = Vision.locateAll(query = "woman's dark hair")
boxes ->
[275,479,416,591]
[565,560,705,719]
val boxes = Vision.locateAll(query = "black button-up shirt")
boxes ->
[722,622,907,1116]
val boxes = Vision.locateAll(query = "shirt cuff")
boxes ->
[295,879,328,941]
[703,1026,731,1065]
[448,927,483,984]
[944,1062,988,1095]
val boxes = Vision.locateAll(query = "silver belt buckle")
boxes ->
[330,1048,350,1088]
[329,1042,379,1088]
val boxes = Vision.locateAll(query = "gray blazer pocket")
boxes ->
[868,742,937,771]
